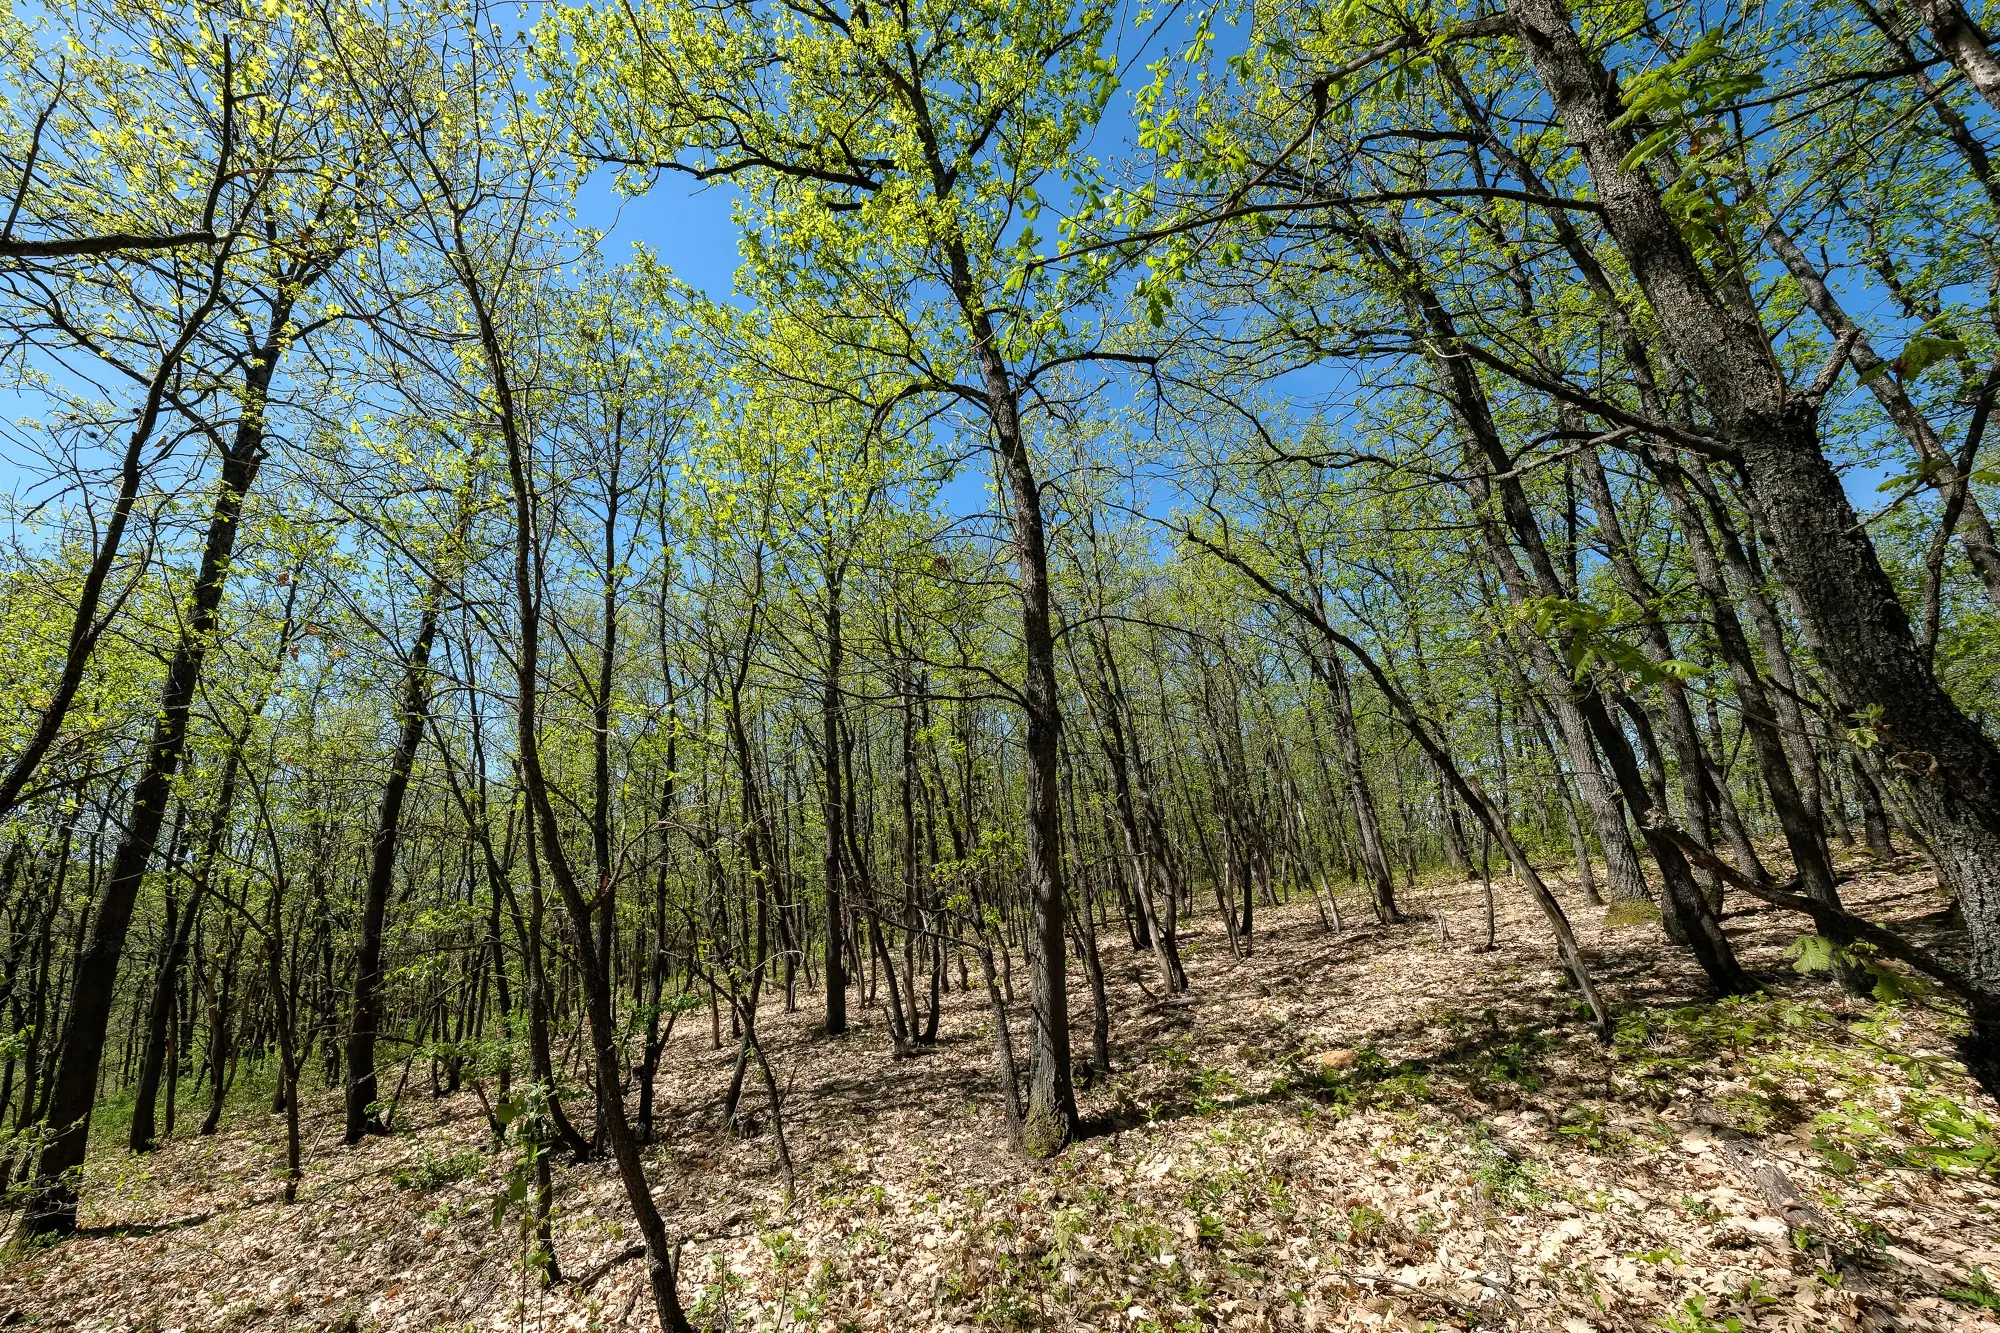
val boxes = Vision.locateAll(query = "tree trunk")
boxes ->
[821,573,849,1035]
[480,259,693,1332]
[1647,456,1854,977]
[345,578,447,1144]
[1915,0,2000,118]
[1307,651,1400,922]
[949,234,1076,1156]
[1854,752,1897,859]
[1762,213,2000,612]
[1509,0,2000,1086]
[1576,447,1726,901]
[27,311,289,1234]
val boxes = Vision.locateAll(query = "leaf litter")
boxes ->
[6,852,2000,1331]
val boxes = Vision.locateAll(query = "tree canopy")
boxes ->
[6,0,2000,1324]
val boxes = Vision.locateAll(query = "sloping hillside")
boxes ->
[7,859,2000,1332]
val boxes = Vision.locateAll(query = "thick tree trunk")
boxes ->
[1509,0,2000,1087]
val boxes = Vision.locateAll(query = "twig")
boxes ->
[1328,1266,1477,1316]
[574,1243,646,1291]
[573,1225,758,1291]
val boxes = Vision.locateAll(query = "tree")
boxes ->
[24,0,368,1228]
[548,0,1136,1153]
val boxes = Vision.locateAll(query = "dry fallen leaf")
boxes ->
[5,864,1994,1332]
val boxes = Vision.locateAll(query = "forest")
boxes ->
[3,0,2000,1326]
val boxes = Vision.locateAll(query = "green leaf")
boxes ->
[1811,1133,1857,1176]
[1893,335,1966,382]
[1786,934,1837,974]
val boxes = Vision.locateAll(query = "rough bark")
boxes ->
[1508,0,2000,1087]
[1915,0,2000,118]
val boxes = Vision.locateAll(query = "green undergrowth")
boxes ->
[1603,900,1663,930]
[389,1145,486,1193]
[82,1054,287,1159]
[904,990,2000,1329]
[1613,993,2000,1178]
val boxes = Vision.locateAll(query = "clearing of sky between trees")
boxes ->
[13,0,2000,1327]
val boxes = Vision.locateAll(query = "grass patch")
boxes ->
[390,1146,486,1192]
[1602,900,1661,930]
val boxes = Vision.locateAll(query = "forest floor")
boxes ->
[8,850,2000,1332]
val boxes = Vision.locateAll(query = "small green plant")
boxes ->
[489,1085,561,1286]
[422,1198,474,1228]
[1677,1194,1721,1223]
[1190,1065,1241,1114]
[1490,1043,1540,1086]
[1556,1103,1629,1153]
[1812,1088,2000,1176]
[390,1146,484,1192]
[3,1223,65,1262]
[1471,1146,1544,1203]
[1656,1293,1743,1333]
[1946,1266,2000,1312]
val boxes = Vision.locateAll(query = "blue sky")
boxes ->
[578,172,744,300]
